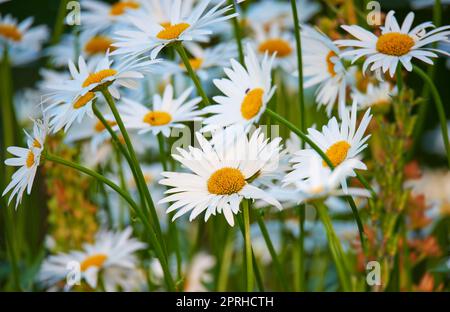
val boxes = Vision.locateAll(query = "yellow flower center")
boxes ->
[82,69,118,88]
[376,33,414,56]
[324,140,351,167]
[207,167,246,195]
[26,151,35,168]
[0,24,22,42]
[143,111,172,126]
[110,1,140,16]
[180,58,203,71]
[73,92,95,109]
[84,36,115,55]
[80,253,108,272]
[156,23,190,40]
[33,139,42,149]
[240,88,264,120]
[258,38,292,57]
[326,51,337,76]
[94,120,117,132]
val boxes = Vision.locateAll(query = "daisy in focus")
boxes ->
[201,44,275,133]
[2,118,47,208]
[336,11,450,77]
[286,100,372,192]
[0,14,48,66]
[45,53,157,133]
[112,0,236,59]
[159,129,283,226]
[119,84,203,137]
[38,227,146,291]
[301,26,351,116]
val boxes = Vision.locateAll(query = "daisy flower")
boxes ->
[38,227,146,292]
[119,84,203,137]
[45,53,157,132]
[184,253,215,292]
[112,0,236,59]
[80,0,144,36]
[2,118,47,208]
[287,100,372,191]
[158,129,282,227]
[251,22,296,73]
[336,11,450,77]
[246,0,320,30]
[301,25,350,116]
[201,44,275,133]
[284,154,371,203]
[0,14,49,66]
[352,81,397,111]
[46,33,118,67]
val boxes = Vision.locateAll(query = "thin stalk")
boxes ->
[100,89,165,242]
[412,0,441,151]
[396,66,403,95]
[92,104,148,218]
[265,108,370,252]
[297,205,306,291]
[290,0,306,133]
[217,229,234,291]
[50,0,70,45]
[242,200,253,291]
[228,0,244,64]
[315,202,352,291]
[157,133,168,171]
[0,47,21,290]
[413,66,450,168]
[174,43,210,107]
[44,152,176,291]
[256,212,288,291]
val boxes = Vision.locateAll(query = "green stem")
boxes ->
[217,229,234,291]
[413,66,450,168]
[50,0,70,45]
[228,0,244,64]
[174,43,210,107]
[297,205,306,291]
[265,108,369,253]
[101,89,165,241]
[157,133,168,171]
[44,152,176,291]
[290,0,306,133]
[256,212,288,291]
[396,66,403,96]
[242,200,253,291]
[92,104,148,217]
[315,202,352,291]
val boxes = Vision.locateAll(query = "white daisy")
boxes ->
[38,227,146,292]
[119,84,203,137]
[284,154,371,203]
[201,44,275,133]
[46,33,118,67]
[184,253,215,292]
[352,81,397,110]
[251,22,296,73]
[301,25,350,116]
[246,0,320,29]
[44,53,157,133]
[336,10,450,77]
[0,14,49,66]
[80,0,143,36]
[159,129,283,226]
[112,0,236,59]
[286,100,372,191]
[2,118,47,208]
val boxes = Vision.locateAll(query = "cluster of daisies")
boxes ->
[1,0,449,291]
